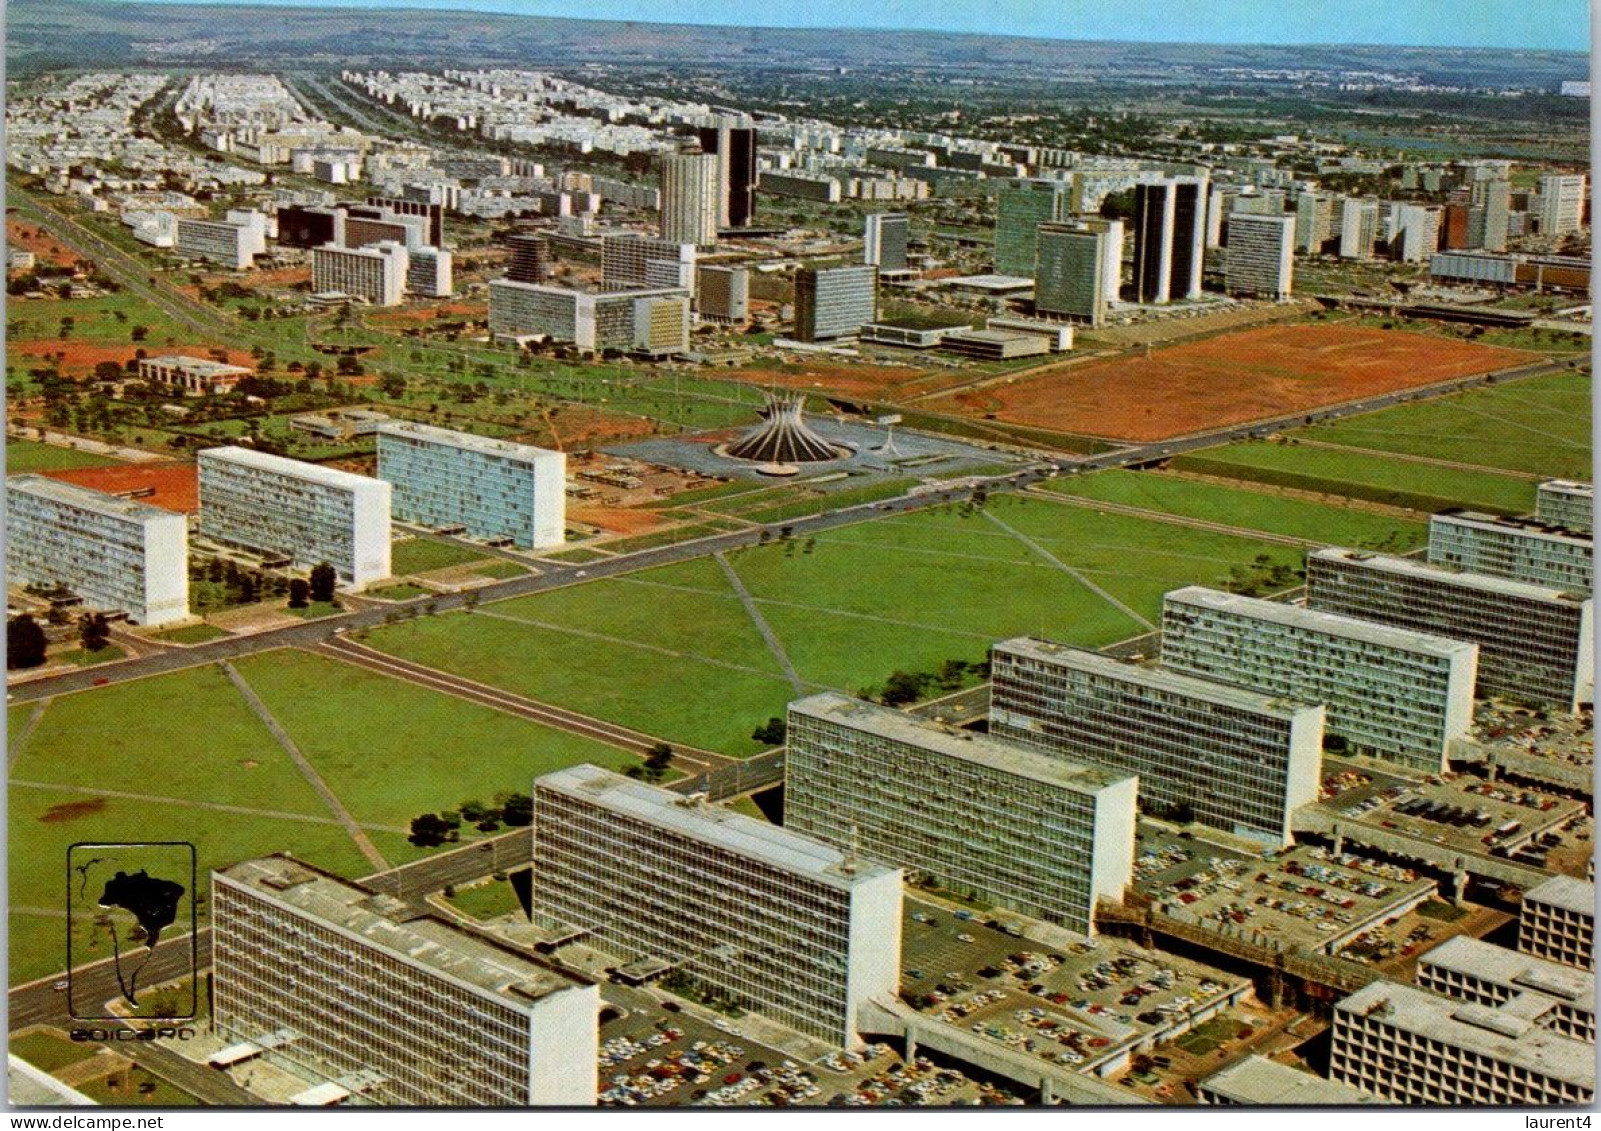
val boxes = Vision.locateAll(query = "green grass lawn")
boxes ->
[58,644,127,667]
[391,538,489,575]
[285,600,342,619]
[230,649,642,830]
[542,546,611,563]
[1042,470,1427,552]
[446,877,526,921]
[474,560,527,580]
[4,439,119,474]
[1288,370,1591,480]
[152,623,230,644]
[367,582,430,601]
[10,1031,99,1072]
[75,1064,201,1106]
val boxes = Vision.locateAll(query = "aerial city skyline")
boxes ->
[1,0,1593,1114]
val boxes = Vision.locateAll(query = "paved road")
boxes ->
[10,930,208,1033]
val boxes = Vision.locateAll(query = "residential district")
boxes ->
[1,15,1595,1111]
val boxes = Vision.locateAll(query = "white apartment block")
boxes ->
[376,421,565,549]
[1427,510,1593,593]
[213,857,598,1106]
[312,242,408,306]
[1161,586,1478,773]
[659,149,719,245]
[1339,199,1379,260]
[1536,480,1594,534]
[1520,876,1595,972]
[784,693,1137,937]
[1330,980,1593,1104]
[175,215,259,268]
[1306,548,1594,713]
[1224,212,1294,299]
[6,475,189,627]
[405,246,453,298]
[1538,173,1587,236]
[197,446,391,586]
[532,764,901,1048]
[989,638,1324,845]
[1417,936,1593,1043]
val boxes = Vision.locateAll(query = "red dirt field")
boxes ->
[11,340,255,378]
[7,220,87,270]
[42,461,200,513]
[723,361,934,401]
[568,504,668,536]
[926,323,1540,442]
[366,300,486,326]
[507,405,657,449]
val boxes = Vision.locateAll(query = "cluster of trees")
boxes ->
[7,615,47,669]
[750,717,787,746]
[1220,554,1302,599]
[624,743,675,783]
[409,790,533,847]
[865,658,989,707]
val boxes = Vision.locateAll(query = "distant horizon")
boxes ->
[55,0,1594,52]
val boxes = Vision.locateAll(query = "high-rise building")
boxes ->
[1520,876,1595,972]
[793,265,878,341]
[405,246,453,298]
[1339,198,1379,259]
[1295,192,1333,254]
[174,215,260,269]
[993,182,1068,277]
[197,446,391,587]
[6,476,189,627]
[1161,587,1478,773]
[1034,220,1112,326]
[504,233,550,284]
[1537,173,1587,236]
[1391,203,1442,263]
[1416,936,1594,1043]
[1330,981,1593,1104]
[1305,548,1594,713]
[989,638,1324,845]
[376,422,565,550]
[1536,480,1594,534]
[784,693,1137,936]
[863,213,909,271]
[1132,176,1206,303]
[276,205,341,249]
[1427,510,1593,592]
[312,242,408,306]
[212,856,599,1106]
[1471,178,1511,252]
[695,264,750,323]
[532,764,902,1048]
[696,123,758,228]
[1223,213,1295,299]
[659,147,720,246]
[365,195,445,247]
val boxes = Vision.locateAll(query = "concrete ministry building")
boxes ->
[784,693,1137,936]
[1160,586,1478,773]
[1223,212,1295,299]
[863,212,910,271]
[1520,876,1595,972]
[213,856,598,1106]
[1427,510,1593,593]
[1198,1056,1382,1105]
[488,280,691,356]
[137,354,252,396]
[6,475,189,626]
[312,242,408,306]
[1033,221,1111,327]
[1417,936,1593,1043]
[1305,548,1594,713]
[532,764,901,1048]
[198,446,391,587]
[376,422,565,549]
[989,638,1323,845]
[1535,480,1593,534]
[1132,176,1206,303]
[793,265,878,342]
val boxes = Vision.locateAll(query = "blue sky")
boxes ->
[140,0,1590,51]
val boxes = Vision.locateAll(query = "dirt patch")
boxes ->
[41,798,109,823]
[42,461,200,513]
[568,504,669,536]
[11,340,255,379]
[7,221,88,270]
[925,323,1540,442]
[722,361,933,402]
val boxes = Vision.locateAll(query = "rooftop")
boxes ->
[198,444,389,494]
[789,692,1135,795]
[216,856,588,1010]
[8,473,183,525]
[1165,586,1478,659]
[536,764,898,891]
[1524,874,1596,917]
[1420,936,1593,1004]
[1310,547,1591,606]
[1201,1055,1382,1105]
[993,636,1322,721]
[376,420,562,463]
[1540,480,1594,498]
[142,353,253,376]
[1432,510,1594,546]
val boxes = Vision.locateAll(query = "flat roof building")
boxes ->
[1161,586,1478,773]
[695,264,750,323]
[1224,212,1295,300]
[1536,480,1594,535]
[1417,936,1593,1043]
[488,280,691,357]
[312,242,408,307]
[532,764,901,1048]
[1427,510,1593,593]
[659,147,719,246]
[1198,1055,1383,1105]
[137,354,252,397]
[993,182,1068,278]
[863,213,910,272]
[376,422,565,550]
[1034,221,1109,327]
[197,446,391,587]
[1133,176,1206,304]
[1330,980,1593,1104]
[1521,876,1595,972]
[6,475,189,626]
[989,638,1324,845]
[213,856,598,1106]
[793,265,878,342]
[785,693,1137,936]
[1305,548,1593,713]
[174,214,260,269]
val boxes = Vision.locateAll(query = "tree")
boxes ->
[308,562,337,604]
[379,372,407,399]
[408,813,451,848]
[501,793,533,827]
[93,360,123,383]
[460,799,490,823]
[287,578,310,609]
[751,717,786,745]
[645,743,674,774]
[79,612,111,652]
[7,615,47,669]
[879,670,929,707]
[129,325,148,342]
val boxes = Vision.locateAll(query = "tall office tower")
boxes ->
[505,233,550,284]
[532,764,902,1048]
[1305,547,1594,713]
[197,446,392,587]
[1538,173,1587,235]
[1132,176,1207,303]
[696,123,758,228]
[311,242,409,306]
[785,693,1137,937]
[212,856,599,1106]
[793,265,878,341]
[863,212,909,271]
[1034,221,1109,326]
[993,182,1068,277]
[1339,199,1379,259]
[989,639,1324,845]
[1536,480,1595,534]
[1472,178,1512,251]
[1294,191,1332,254]
[1161,587,1478,773]
[6,476,189,627]
[1443,203,1472,249]
[1520,876,1596,971]
[1416,937,1594,1043]
[695,264,750,323]
[376,422,565,550]
[1427,511,1594,592]
[1390,203,1442,263]
[1223,213,1295,299]
[659,146,720,246]
[1330,981,1593,1104]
